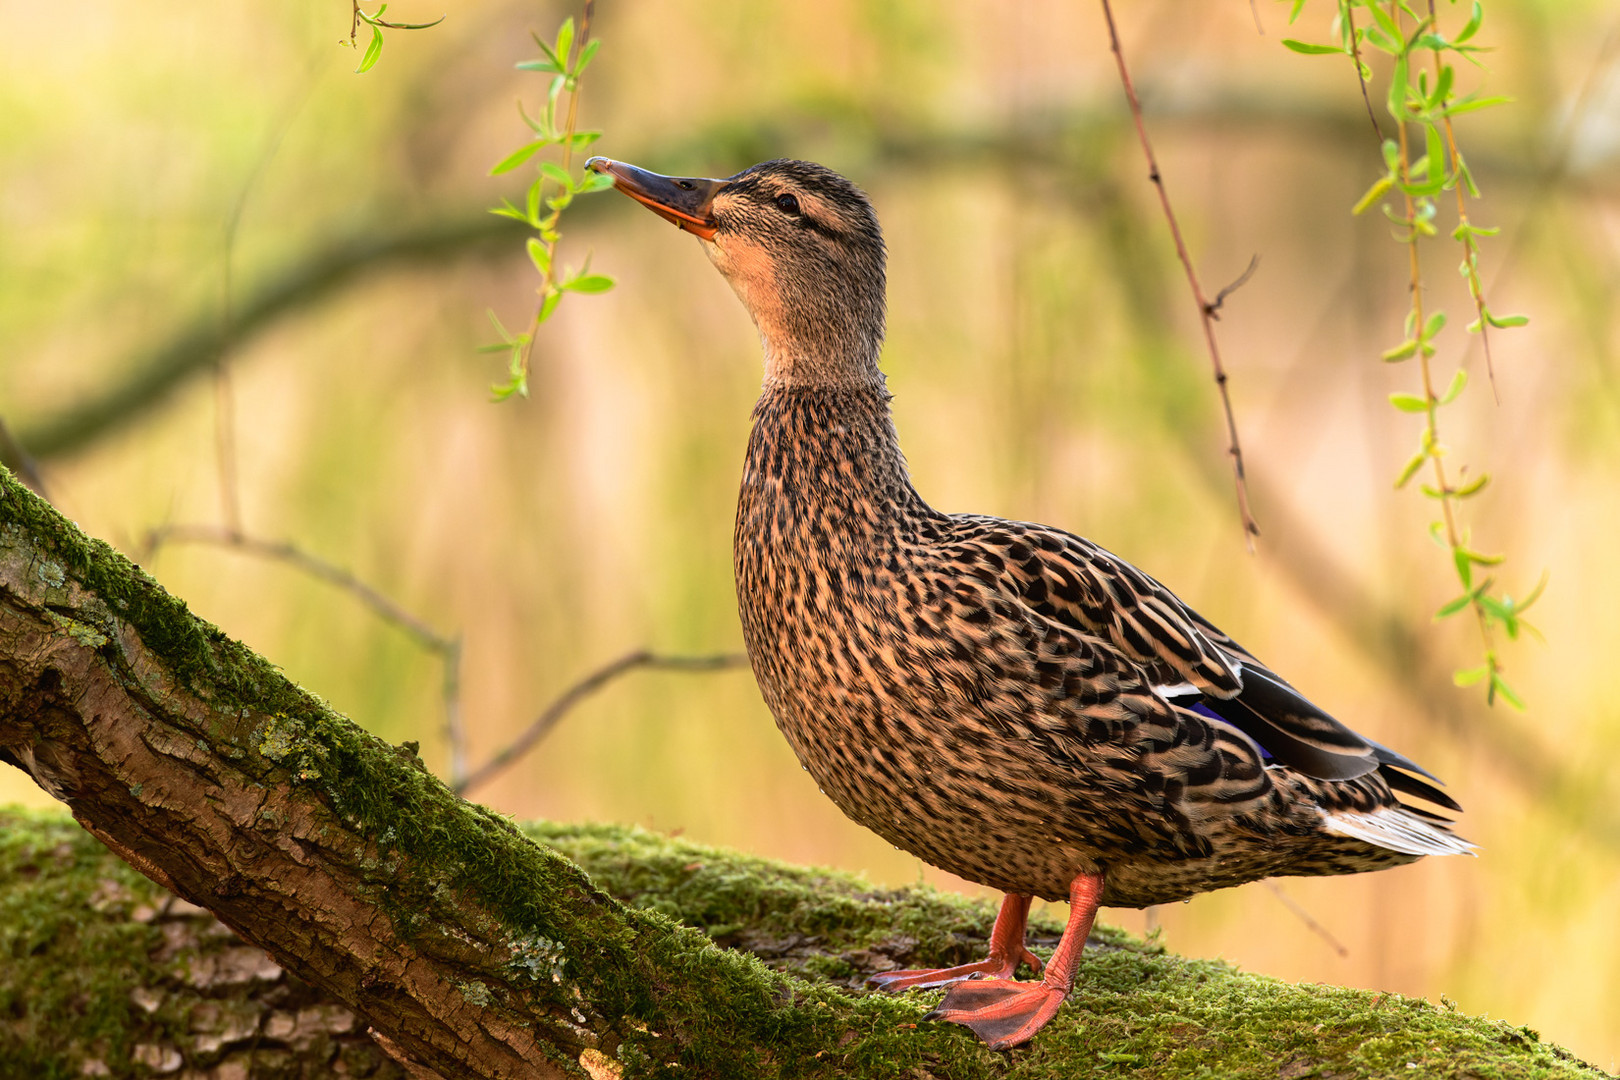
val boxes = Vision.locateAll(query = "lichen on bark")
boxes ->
[0,467,1609,1080]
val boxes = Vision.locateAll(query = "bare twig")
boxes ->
[1466,15,1620,394]
[442,635,466,787]
[455,650,749,797]
[15,216,526,462]
[1346,4,1385,143]
[1261,880,1350,958]
[212,76,316,535]
[349,0,445,40]
[0,416,47,500]
[143,525,447,648]
[1098,0,1261,547]
[140,523,467,781]
[1205,255,1260,319]
[212,366,242,533]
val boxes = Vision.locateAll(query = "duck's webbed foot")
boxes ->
[868,893,1040,992]
[920,871,1104,1051]
[924,979,1068,1051]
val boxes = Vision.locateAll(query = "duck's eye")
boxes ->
[775,193,801,216]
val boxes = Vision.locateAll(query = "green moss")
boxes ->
[0,809,173,1079]
[0,807,1611,1080]
[529,822,1611,1078]
[524,819,1140,977]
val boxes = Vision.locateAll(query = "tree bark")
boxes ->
[0,467,1608,1080]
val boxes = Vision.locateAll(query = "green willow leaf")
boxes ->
[1381,339,1419,363]
[1489,672,1526,711]
[1353,175,1395,215]
[1443,94,1512,116]
[553,17,575,69]
[1282,39,1345,55]
[539,161,573,190]
[490,141,546,176]
[1435,595,1472,619]
[1455,1,1485,44]
[527,237,551,276]
[575,38,602,75]
[357,25,384,74]
[537,287,563,324]
[562,273,615,294]
[1394,450,1427,489]
[490,200,528,223]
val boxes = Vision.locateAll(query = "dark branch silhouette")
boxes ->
[1099,0,1259,544]
[455,650,749,797]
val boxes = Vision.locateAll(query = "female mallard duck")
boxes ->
[585,156,1473,1051]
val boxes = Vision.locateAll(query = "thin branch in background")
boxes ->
[1345,4,1385,143]
[455,650,749,797]
[212,74,317,536]
[0,416,47,500]
[1205,255,1260,319]
[1476,15,1620,364]
[140,523,468,783]
[1261,880,1350,958]
[14,215,526,464]
[1098,0,1261,547]
[212,366,242,534]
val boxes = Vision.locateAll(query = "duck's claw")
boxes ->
[923,978,1068,1051]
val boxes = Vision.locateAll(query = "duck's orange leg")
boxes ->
[924,871,1103,1051]
[867,892,1044,992]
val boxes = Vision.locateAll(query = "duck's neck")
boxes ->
[738,377,929,537]
[759,341,883,388]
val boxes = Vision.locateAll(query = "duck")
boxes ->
[584,155,1474,1051]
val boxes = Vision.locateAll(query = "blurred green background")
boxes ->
[2,0,1618,1068]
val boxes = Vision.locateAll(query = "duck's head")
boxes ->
[586,157,886,387]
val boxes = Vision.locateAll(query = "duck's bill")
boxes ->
[585,158,723,240]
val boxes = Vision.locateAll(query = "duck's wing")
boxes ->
[943,517,1458,809]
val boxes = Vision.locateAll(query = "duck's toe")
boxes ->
[923,978,1069,1051]
[867,945,1041,992]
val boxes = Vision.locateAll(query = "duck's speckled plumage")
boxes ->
[733,380,1462,907]
[589,153,1471,1049]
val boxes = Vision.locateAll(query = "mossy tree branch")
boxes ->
[0,468,1609,1078]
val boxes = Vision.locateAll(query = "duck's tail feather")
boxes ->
[1321,805,1478,857]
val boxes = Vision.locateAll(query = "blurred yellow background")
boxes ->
[2,0,1617,1068]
